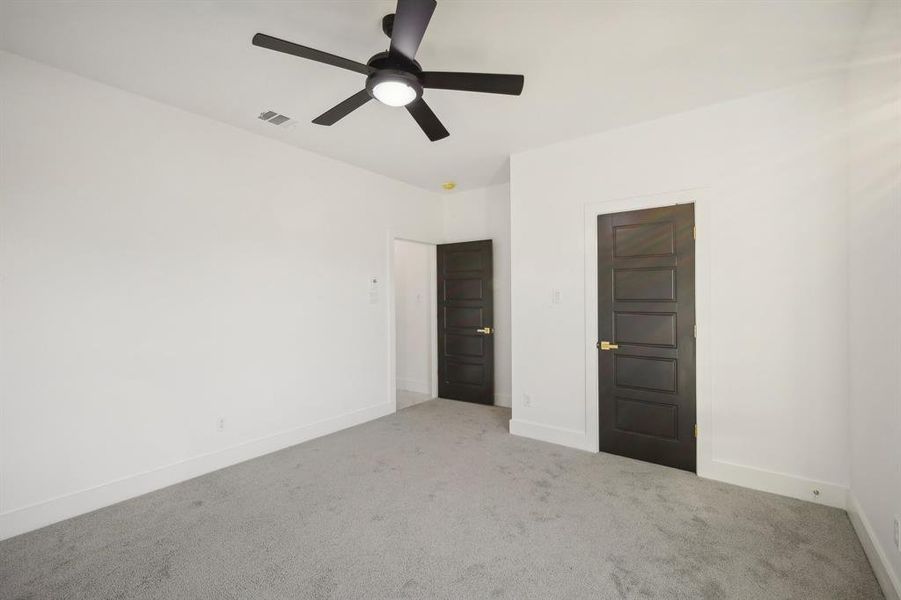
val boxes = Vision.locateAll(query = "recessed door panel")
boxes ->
[444,278,483,301]
[445,250,483,273]
[444,306,483,329]
[598,204,695,472]
[445,333,485,358]
[445,360,485,386]
[614,312,677,347]
[614,222,675,257]
[614,397,678,440]
[614,355,677,393]
[614,268,676,302]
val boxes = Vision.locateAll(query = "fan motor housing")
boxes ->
[367,51,422,75]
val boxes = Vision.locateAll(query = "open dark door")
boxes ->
[437,240,494,404]
[598,205,696,472]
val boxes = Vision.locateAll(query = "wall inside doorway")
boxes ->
[394,240,435,395]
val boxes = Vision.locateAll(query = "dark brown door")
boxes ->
[598,204,696,472]
[437,240,494,404]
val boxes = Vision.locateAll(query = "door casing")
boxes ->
[583,189,711,477]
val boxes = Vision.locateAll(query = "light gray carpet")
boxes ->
[0,400,882,600]
[396,389,432,410]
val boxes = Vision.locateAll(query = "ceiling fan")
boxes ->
[252,0,524,142]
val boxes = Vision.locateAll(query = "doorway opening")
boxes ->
[393,239,438,410]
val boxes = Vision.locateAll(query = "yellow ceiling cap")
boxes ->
[441,181,456,191]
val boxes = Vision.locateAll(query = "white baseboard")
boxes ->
[700,459,847,509]
[847,493,901,600]
[508,422,848,509]
[494,393,512,408]
[0,402,394,541]
[509,418,591,451]
[397,378,430,394]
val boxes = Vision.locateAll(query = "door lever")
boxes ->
[477,327,493,334]
[598,341,619,350]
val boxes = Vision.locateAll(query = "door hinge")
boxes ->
[693,225,697,240]
[694,424,698,438]
[694,323,697,338]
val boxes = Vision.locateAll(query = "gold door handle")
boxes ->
[598,341,619,350]
[477,327,493,335]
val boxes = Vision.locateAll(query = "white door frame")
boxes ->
[387,235,439,410]
[583,188,712,477]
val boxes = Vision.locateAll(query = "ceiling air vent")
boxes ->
[258,110,294,127]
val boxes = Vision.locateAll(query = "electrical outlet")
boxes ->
[216,417,225,432]
[523,393,532,407]
[894,516,900,552]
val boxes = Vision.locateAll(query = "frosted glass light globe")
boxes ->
[372,80,417,107]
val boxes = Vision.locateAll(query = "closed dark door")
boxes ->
[437,240,494,404]
[598,204,696,472]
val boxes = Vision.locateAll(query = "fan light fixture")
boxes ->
[366,70,423,108]
[373,80,417,107]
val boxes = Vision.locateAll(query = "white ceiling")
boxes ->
[0,0,871,191]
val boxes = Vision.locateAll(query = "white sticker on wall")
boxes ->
[369,276,379,304]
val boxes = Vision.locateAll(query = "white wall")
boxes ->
[0,51,442,539]
[510,76,852,505]
[394,240,434,395]
[443,184,512,407]
[846,1,901,596]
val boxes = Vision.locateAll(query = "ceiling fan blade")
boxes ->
[389,0,436,61]
[421,72,524,95]
[312,90,372,126]
[406,98,449,142]
[252,33,373,75]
